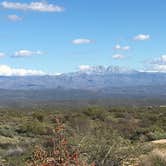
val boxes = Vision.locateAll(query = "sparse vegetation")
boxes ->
[0,105,166,165]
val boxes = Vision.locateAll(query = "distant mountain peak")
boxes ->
[78,65,137,75]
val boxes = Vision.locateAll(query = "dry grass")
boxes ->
[140,149,166,166]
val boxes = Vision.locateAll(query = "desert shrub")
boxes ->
[32,112,45,122]
[16,120,49,136]
[0,126,14,138]
[83,135,133,165]
[26,117,95,166]
[129,128,155,142]
[67,114,91,134]
[83,106,107,121]
[115,117,140,140]
[76,124,133,166]
[0,136,19,149]
[147,128,166,140]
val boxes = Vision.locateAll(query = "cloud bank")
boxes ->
[13,50,43,57]
[151,55,166,65]
[1,1,64,12]
[148,55,166,72]
[0,65,45,76]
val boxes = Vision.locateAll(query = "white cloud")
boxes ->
[7,14,22,21]
[0,52,6,57]
[112,54,125,59]
[146,55,166,72]
[150,65,166,72]
[72,39,93,45]
[134,34,150,41]
[151,55,166,65]
[13,50,43,57]
[78,65,92,71]
[114,44,130,51]
[1,1,64,12]
[0,65,45,76]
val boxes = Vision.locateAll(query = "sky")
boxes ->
[0,0,166,75]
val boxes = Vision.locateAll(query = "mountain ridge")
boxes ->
[0,67,165,90]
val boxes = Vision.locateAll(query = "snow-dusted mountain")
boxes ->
[76,65,138,75]
[0,66,166,105]
[0,66,165,90]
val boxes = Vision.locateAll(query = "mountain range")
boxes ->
[0,66,166,106]
[0,66,165,90]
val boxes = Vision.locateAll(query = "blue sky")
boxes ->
[0,0,166,75]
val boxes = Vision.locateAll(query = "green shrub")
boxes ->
[32,112,44,122]
[148,128,166,140]
[0,127,14,138]
[68,114,91,133]
[16,120,49,136]
[83,106,107,121]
